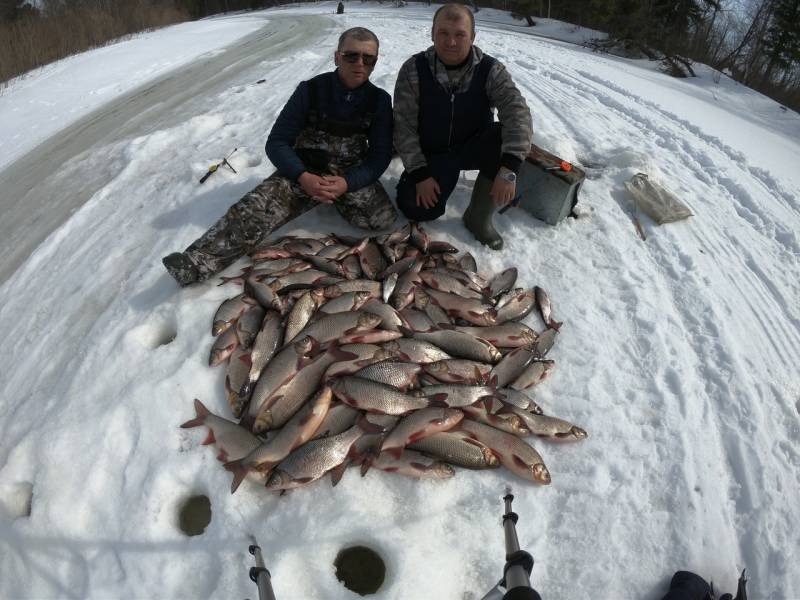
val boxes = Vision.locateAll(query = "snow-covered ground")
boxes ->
[1,3,798,599]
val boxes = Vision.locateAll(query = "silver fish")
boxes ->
[459,252,478,273]
[427,240,459,254]
[310,402,360,440]
[390,258,424,309]
[225,386,334,493]
[488,267,518,298]
[424,287,497,326]
[353,361,423,390]
[530,329,558,359]
[209,326,238,367]
[450,323,537,348]
[501,407,587,442]
[246,336,316,425]
[460,401,530,436]
[494,388,544,415]
[292,311,382,349]
[382,272,399,304]
[420,384,499,407]
[212,294,258,336]
[245,276,285,313]
[494,289,536,324]
[366,450,455,479]
[284,289,326,345]
[302,254,348,278]
[270,270,342,293]
[534,286,563,330]
[242,310,283,397]
[418,271,485,300]
[379,408,463,458]
[358,241,386,280]
[225,346,252,418]
[331,377,443,415]
[398,307,436,332]
[422,360,493,384]
[338,329,403,345]
[409,430,499,469]
[341,255,362,279]
[181,399,262,466]
[360,299,404,332]
[317,244,350,259]
[325,279,381,298]
[323,343,399,380]
[381,338,451,364]
[510,359,555,390]
[458,419,551,484]
[378,256,417,278]
[414,287,452,326]
[488,347,536,388]
[410,222,430,253]
[318,291,372,316]
[265,419,375,490]
[256,347,347,432]
[235,305,265,349]
[405,328,502,364]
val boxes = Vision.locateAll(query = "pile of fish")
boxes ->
[181,223,587,494]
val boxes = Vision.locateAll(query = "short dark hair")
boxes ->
[433,3,475,34]
[337,27,380,51]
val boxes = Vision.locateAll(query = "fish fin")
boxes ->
[201,429,216,446]
[180,399,209,429]
[224,459,249,494]
[329,346,359,362]
[357,416,387,435]
[397,325,415,338]
[216,449,229,462]
[330,460,349,486]
[549,320,563,331]
[386,446,404,459]
[427,393,449,408]
[488,375,499,389]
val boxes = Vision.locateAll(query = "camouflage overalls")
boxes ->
[175,94,396,282]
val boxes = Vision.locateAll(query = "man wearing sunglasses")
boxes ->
[393,3,532,250]
[162,27,395,286]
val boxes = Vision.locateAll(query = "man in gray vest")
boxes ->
[393,3,532,250]
[162,27,396,286]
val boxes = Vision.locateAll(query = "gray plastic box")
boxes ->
[515,144,586,225]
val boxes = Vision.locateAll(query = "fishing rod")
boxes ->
[480,489,542,600]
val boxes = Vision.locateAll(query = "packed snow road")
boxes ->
[0,14,334,285]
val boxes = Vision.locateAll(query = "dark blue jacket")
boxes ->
[265,71,393,193]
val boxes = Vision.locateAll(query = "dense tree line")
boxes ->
[1,0,797,111]
[502,0,799,110]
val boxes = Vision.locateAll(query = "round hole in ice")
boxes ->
[130,322,177,349]
[178,494,211,536]
[334,545,386,595]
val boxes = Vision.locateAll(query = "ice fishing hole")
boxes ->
[334,545,386,595]
[178,494,211,536]
[130,322,177,349]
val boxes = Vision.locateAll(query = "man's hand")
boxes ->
[321,175,348,199]
[490,168,516,206]
[298,172,337,204]
[416,177,440,210]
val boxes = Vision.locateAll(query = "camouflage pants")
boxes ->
[183,172,396,280]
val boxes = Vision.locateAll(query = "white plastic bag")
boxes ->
[624,173,693,224]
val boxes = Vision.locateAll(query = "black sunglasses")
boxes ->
[339,51,378,66]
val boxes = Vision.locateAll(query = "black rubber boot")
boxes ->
[162,252,200,287]
[463,175,503,250]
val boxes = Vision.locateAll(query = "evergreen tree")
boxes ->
[763,0,800,81]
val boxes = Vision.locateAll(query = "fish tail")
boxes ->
[224,459,249,494]
[180,399,209,429]
[357,416,387,435]
[549,319,563,331]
